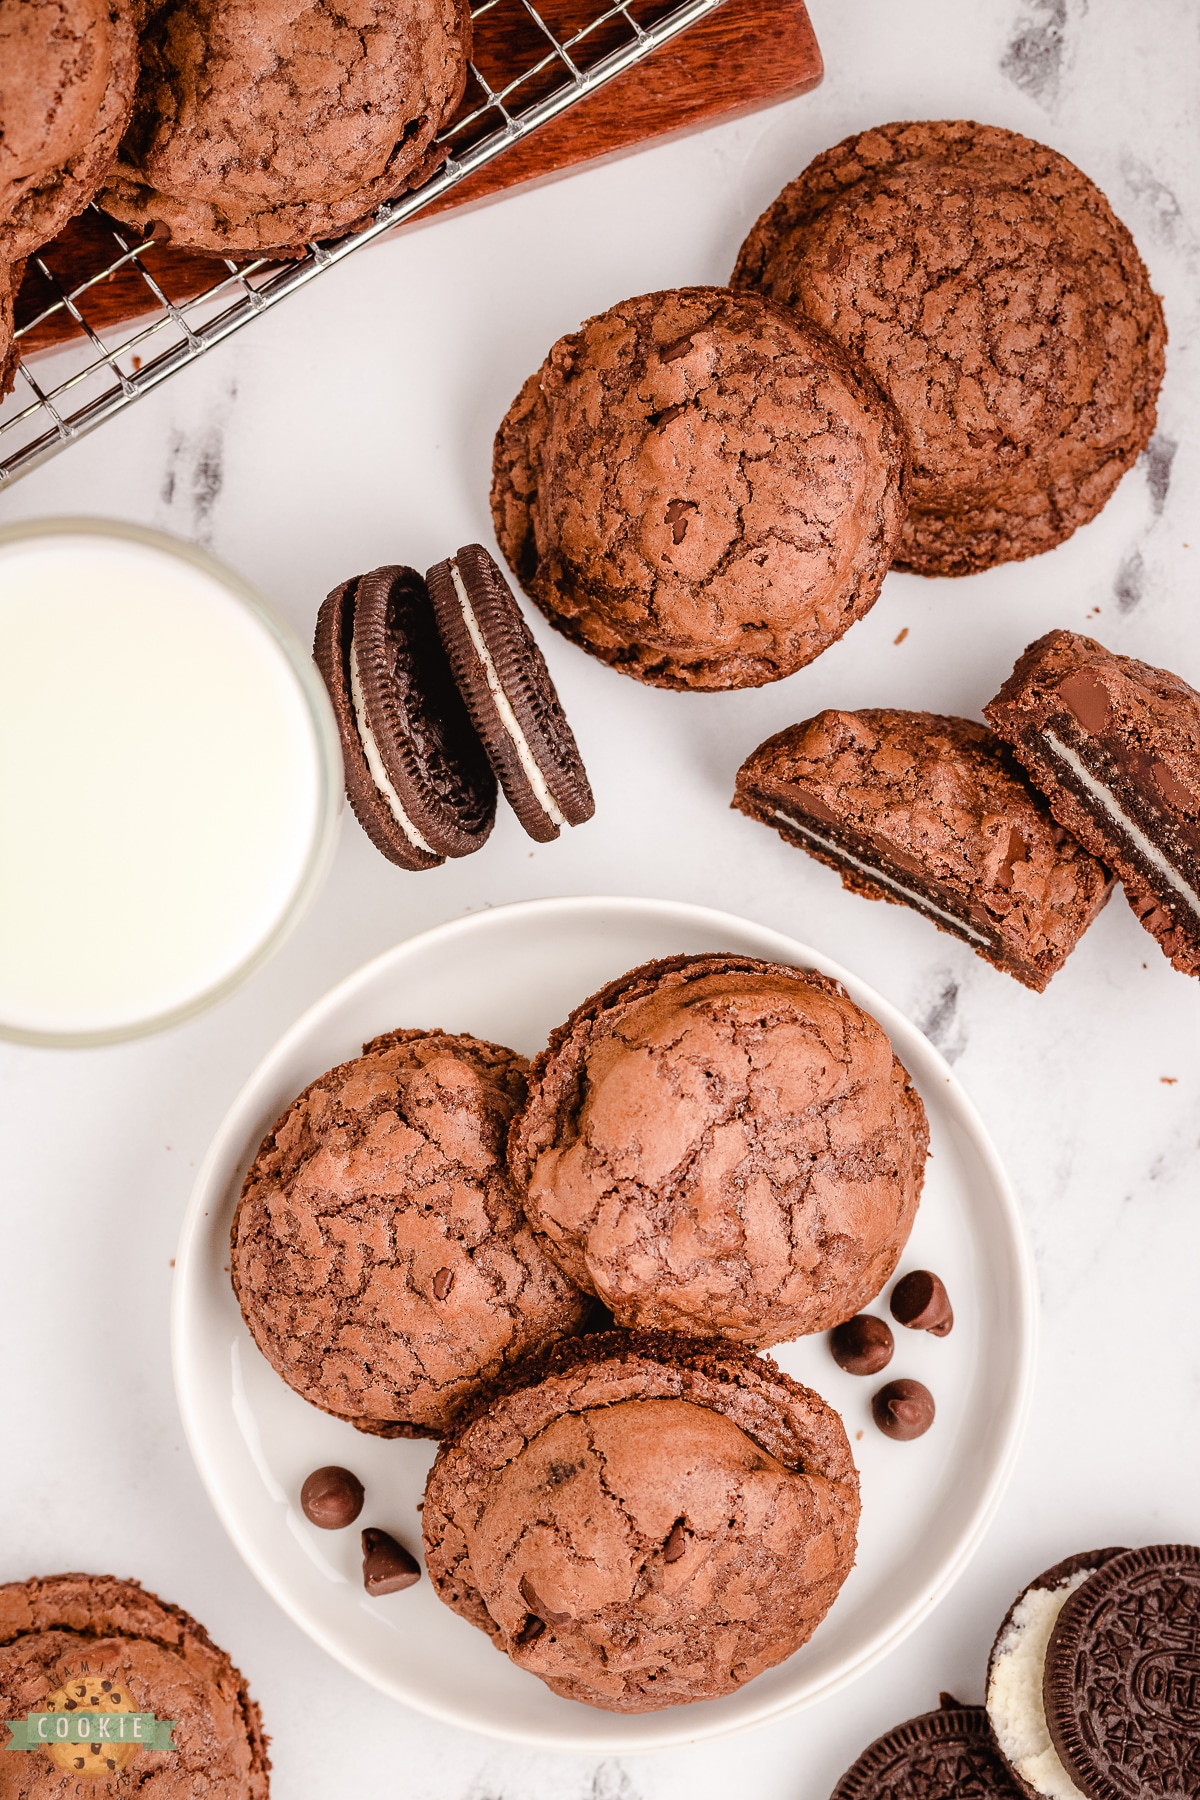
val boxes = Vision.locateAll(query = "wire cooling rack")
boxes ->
[0,0,724,487]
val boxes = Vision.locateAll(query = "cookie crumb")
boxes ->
[893,627,909,645]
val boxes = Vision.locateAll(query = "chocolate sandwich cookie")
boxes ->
[987,1548,1130,1800]
[509,953,928,1346]
[732,121,1166,576]
[734,709,1114,991]
[0,1573,269,1795]
[831,1698,1024,1799]
[987,631,1200,977]
[314,564,495,870]
[100,0,470,255]
[0,0,138,264]
[426,543,593,843]
[423,1331,859,1712]
[491,286,908,691]
[1043,1544,1200,1800]
[231,1028,592,1437]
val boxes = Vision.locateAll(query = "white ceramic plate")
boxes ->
[174,896,1037,1751]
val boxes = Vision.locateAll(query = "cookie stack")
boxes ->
[314,544,594,870]
[230,950,933,1710]
[830,1542,1200,1800]
[734,630,1200,990]
[489,123,1165,692]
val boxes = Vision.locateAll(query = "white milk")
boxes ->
[0,526,337,1041]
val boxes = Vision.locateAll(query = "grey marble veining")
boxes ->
[1,2,1198,1796]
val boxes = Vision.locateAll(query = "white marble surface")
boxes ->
[2,1,1199,1794]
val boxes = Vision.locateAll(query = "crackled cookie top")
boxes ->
[230,1029,590,1437]
[491,286,908,690]
[100,0,470,254]
[508,955,928,1345]
[423,1332,859,1712]
[733,121,1166,576]
[0,0,138,263]
[0,1574,269,1796]
[734,709,1114,992]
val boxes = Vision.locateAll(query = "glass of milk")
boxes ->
[0,518,342,1045]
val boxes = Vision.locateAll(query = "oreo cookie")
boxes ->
[831,1698,1023,1798]
[1043,1544,1200,1800]
[987,1548,1129,1799]
[426,544,594,843]
[314,565,496,870]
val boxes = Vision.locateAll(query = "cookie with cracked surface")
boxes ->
[985,1548,1130,1800]
[425,543,594,843]
[99,0,470,255]
[733,709,1114,991]
[508,954,928,1346]
[0,0,138,264]
[1042,1544,1200,1800]
[314,565,496,871]
[0,260,21,400]
[0,1572,270,1794]
[830,1697,1023,1799]
[732,120,1166,576]
[422,1330,859,1711]
[490,285,908,691]
[230,1028,591,1438]
[986,630,1200,977]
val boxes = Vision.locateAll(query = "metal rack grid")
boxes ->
[0,0,724,487]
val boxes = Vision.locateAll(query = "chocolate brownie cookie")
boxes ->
[491,286,908,690]
[986,1548,1129,1800]
[986,631,1200,977]
[733,709,1114,991]
[831,1698,1024,1799]
[422,1331,859,1711]
[509,954,928,1346]
[100,0,470,254]
[426,544,594,842]
[314,565,496,871]
[1043,1544,1200,1800]
[0,260,20,401]
[0,0,138,263]
[230,1029,590,1438]
[0,1573,269,1794]
[732,121,1166,576]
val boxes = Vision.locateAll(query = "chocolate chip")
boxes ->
[655,403,685,427]
[872,1378,936,1441]
[301,1465,365,1529]
[1058,670,1111,735]
[939,1692,966,1710]
[663,1521,688,1563]
[664,499,696,544]
[516,1613,546,1645]
[890,1270,954,1336]
[519,1574,571,1627]
[100,1682,111,1693]
[660,336,694,362]
[829,1313,894,1375]
[432,1266,455,1300]
[362,1528,420,1596]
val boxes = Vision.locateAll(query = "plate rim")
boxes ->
[172,893,1039,1751]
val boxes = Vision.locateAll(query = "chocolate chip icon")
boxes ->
[830,1314,894,1375]
[300,1466,364,1530]
[362,1528,420,1596]
[871,1378,935,1441]
[890,1270,954,1336]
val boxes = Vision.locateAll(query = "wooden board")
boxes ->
[16,0,821,356]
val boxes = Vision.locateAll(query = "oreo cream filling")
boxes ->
[448,559,567,829]
[1044,729,1200,919]
[987,1569,1093,1799]
[348,638,437,857]
[771,810,992,948]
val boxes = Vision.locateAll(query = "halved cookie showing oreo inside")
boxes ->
[733,708,1114,991]
[426,544,594,844]
[1043,1543,1200,1800]
[831,1697,1024,1799]
[314,565,496,870]
[986,1547,1129,1799]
